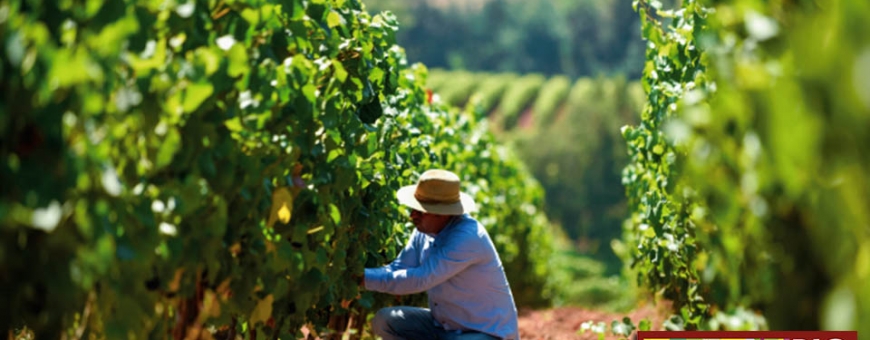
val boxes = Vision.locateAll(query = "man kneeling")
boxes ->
[363,169,519,340]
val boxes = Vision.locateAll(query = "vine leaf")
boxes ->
[249,294,274,326]
[327,11,342,28]
[203,290,221,318]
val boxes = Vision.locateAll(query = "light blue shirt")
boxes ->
[365,214,520,340]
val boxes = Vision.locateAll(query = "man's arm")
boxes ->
[387,229,422,270]
[364,229,482,295]
[361,229,421,287]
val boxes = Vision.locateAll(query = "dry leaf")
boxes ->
[169,268,186,293]
[203,290,221,318]
[249,294,274,326]
[267,187,294,228]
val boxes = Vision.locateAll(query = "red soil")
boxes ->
[517,302,670,340]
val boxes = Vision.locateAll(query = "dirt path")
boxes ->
[302,302,669,339]
[517,302,669,340]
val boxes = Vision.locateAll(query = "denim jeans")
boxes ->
[371,307,501,340]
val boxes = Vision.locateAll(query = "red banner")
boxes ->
[638,331,858,340]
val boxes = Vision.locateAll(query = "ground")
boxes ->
[517,302,670,340]
[302,301,670,339]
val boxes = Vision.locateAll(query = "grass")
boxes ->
[548,240,640,313]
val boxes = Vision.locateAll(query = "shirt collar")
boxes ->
[431,214,464,239]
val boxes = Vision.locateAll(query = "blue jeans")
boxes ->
[371,307,500,340]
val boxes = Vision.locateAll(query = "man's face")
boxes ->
[409,209,450,235]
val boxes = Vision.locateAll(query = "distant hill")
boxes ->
[364,0,644,78]
[425,0,490,11]
[425,69,644,132]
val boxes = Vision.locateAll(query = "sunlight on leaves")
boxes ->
[31,201,62,232]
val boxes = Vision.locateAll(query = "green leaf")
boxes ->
[50,49,98,87]
[638,319,651,331]
[369,67,385,84]
[302,84,317,102]
[183,83,213,112]
[643,226,656,238]
[227,44,248,78]
[329,203,341,225]
[195,48,220,76]
[316,247,328,266]
[241,8,261,26]
[663,315,685,331]
[224,118,243,132]
[156,128,181,169]
[288,1,306,20]
[359,292,375,309]
[333,59,348,82]
[327,11,342,28]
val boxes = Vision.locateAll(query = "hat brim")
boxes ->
[396,185,477,215]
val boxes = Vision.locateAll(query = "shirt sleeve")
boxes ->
[364,229,482,295]
[388,230,422,270]
[362,230,421,289]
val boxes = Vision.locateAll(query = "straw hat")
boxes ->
[396,169,477,215]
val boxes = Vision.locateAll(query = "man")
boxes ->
[363,169,520,340]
